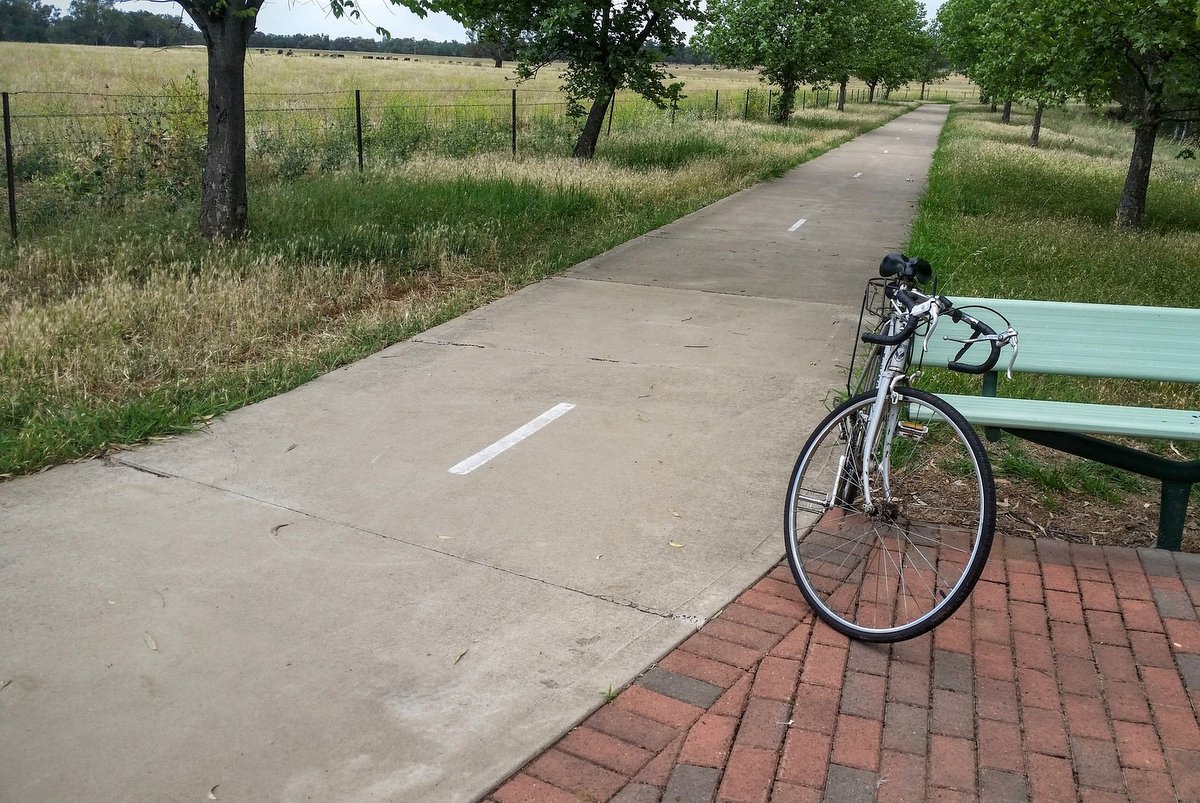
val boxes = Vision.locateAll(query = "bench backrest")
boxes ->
[919,297,1200,383]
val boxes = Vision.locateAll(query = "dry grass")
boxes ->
[0,41,977,103]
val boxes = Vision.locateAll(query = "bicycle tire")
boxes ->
[784,387,995,642]
[851,343,884,396]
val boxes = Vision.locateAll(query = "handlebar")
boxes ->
[860,317,919,347]
[945,310,1002,375]
[859,280,1010,375]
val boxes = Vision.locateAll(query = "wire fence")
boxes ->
[1,84,978,242]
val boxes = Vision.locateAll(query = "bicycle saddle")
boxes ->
[878,253,933,284]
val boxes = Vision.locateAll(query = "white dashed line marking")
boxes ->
[853,172,863,178]
[448,403,576,475]
[788,218,808,232]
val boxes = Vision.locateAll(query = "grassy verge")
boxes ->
[0,103,915,476]
[906,104,1200,543]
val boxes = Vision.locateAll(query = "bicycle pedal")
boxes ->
[897,421,929,440]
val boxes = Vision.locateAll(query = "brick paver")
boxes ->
[484,534,1200,801]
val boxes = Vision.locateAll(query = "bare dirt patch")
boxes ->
[987,441,1199,553]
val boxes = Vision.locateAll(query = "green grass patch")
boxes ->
[906,104,1200,508]
[1,102,915,476]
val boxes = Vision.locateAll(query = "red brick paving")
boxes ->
[485,535,1200,802]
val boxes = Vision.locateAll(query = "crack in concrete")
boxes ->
[413,338,487,349]
[105,456,173,478]
[107,457,704,627]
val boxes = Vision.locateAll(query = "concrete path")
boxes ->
[0,105,948,803]
[486,537,1200,803]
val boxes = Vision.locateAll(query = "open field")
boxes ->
[908,104,1200,547]
[0,42,978,100]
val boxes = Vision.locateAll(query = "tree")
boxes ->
[941,0,1200,228]
[415,1,701,158]
[48,0,123,45]
[171,0,395,239]
[463,12,524,67]
[174,0,264,240]
[1048,0,1200,228]
[944,0,1073,141]
[0,0,58,41]
[695,0,862,123]
[853,0,925,104]
[913,23,950,100]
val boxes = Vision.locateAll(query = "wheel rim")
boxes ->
[786,392,990,638]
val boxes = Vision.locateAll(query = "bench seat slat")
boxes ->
[937,394,1200,441]
[920,298,1200,383]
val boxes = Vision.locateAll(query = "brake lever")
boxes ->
[1001,328,1019,380]
[922,303,940,354]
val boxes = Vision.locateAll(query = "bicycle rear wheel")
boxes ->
[784,387,995,642]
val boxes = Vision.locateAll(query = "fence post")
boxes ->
[607,91,615,135]
[801,92,806,111]
[743,89,750,120]
[670,97,677,126]
[354,89,364,173]
[3,92,15,243]
[713,89,719,119]
[767,90,772,120]
[511,88,517,156]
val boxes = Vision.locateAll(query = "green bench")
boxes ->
[919,298,1200,550]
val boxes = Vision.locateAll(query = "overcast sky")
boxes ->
[54,1,943,43]
[55,1,471,41]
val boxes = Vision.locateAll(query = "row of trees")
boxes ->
[85,0,946,240]
[938,0,1200,229]
[247,32,473,56]
[0,0,204,47]
[0,1,489,56]
[694,0,944,123]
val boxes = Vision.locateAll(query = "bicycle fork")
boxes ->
[855,343,910,515]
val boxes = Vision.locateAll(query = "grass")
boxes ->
[0,41,980,100]
[906,103,1200,527]
[0,103,917,476]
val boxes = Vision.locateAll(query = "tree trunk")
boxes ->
[1115,115,1161,229]
[837,77,847,112]
[868,81,877,103]
[920,80,926,100]
[1029,102,1044,148]
[186,4,257,240]
[572,90,613,159]
[774,80,797,124]
[492,43,503,68]
[1001,99,1012,123]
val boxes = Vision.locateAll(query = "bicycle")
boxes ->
[784,253,1019,642]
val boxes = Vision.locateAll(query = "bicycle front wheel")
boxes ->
[784,387,995,642]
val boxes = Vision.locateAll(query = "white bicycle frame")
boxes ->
[845,303,917,514]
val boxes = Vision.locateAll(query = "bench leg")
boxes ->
[1157,481,1193,551]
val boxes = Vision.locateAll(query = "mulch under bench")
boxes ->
[484,534,1200,803]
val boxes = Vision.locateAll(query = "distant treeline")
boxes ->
[248,32,472,57]
[0,0,203,47]
[0,0,714,63]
